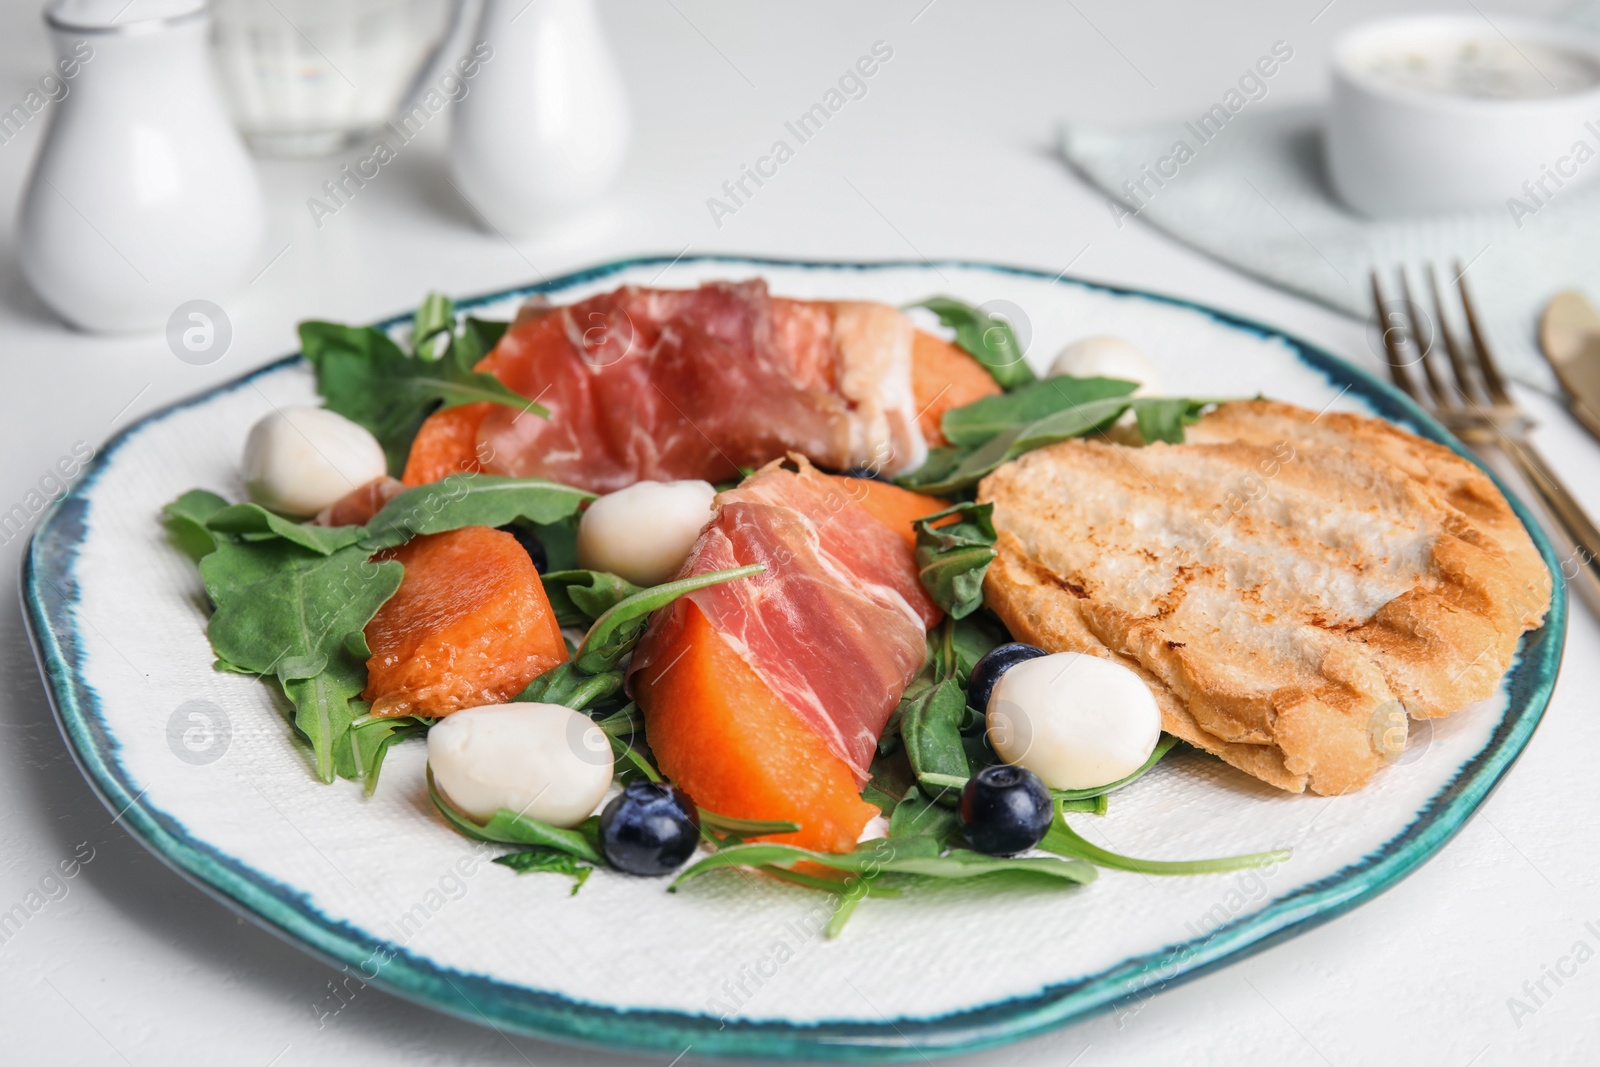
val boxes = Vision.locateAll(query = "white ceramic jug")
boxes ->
[19,0,266,333]
[447,0,630,236]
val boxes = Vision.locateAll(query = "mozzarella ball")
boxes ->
[1048,336,1163,396]
[986,652,1161,791]
[577,479,718,586]
[428,702,613,826]
[241,406,387,518]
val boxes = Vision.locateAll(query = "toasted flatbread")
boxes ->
[979,399,1550,795]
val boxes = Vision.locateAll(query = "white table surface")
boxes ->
[3,1,1597,1064]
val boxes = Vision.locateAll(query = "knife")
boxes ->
[1540,290,1600,444]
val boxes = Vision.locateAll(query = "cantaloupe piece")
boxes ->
[912,330,1002,446]
[636,602,880,853]
[363,526,566,717]
[401,402,491,486]
[831,475,949,550]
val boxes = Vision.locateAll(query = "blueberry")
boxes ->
[840,466,890,483]
[498,523,547,572]
[967,642,1048,713]
[598,780,701,876]
[959,764,1053,856]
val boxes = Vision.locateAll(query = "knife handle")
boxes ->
[1501,437,1600,613]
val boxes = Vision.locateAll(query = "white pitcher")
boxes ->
[19,0,266,333]
[448,0,630,236]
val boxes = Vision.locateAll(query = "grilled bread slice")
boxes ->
[980,399,1550,795]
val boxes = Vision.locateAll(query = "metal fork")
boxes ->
[1371,263,1600,613]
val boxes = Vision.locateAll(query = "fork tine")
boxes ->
[1401,269,1451,408]
[1370,270,1419,400]
[1454,262,1512,405]
[1426,264,1480,405]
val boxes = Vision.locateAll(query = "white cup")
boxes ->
[1325,15,1600,218]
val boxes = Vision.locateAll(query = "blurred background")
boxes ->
[2,2,1596,1065]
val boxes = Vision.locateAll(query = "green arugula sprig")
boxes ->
[1052,735,1180,802]
[909,297,1036,391]
[427,767,606,882]
[902,394,1216,495]
[675,836,1097,888]
[897,369,1222,496]
[1041,801,1290,876]
[913,502,997,619]
[675,784,1098,936]
[890,616,1000,804]
[300,294,523,474]
[573,566,765,674]
[940,376,1138,446]
[539,570,643,628]
[338,715,432,795]
[494,850,595,894]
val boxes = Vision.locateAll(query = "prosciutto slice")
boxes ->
[475,280,927,493]
[629,458,938,783]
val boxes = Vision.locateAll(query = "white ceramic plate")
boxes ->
[24,258,1566,1061]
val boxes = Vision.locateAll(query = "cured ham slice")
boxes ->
[471,281,928,493]
[632,457,937,790]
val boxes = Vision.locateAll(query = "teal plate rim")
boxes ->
[22,256,1569,1062]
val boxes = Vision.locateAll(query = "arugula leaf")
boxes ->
[1041,806,1288,875]
[905,396,1134,495]
[360,475,593,551]
[454,317,510,370]
[898,446,968,491]
[609,733,663,783]
[901,676,971,804]
[901,385,1221,495]
[540,569,643,627]
[673,837,1096,887]
[162,489,229,561]
[514,662,624,709]
[914,502,997,619]
[1133,397,1207,444]
[199,539,404,781]
[574,565,765,673]
[760,867,902,897]
[427,768,604,863]
[699,812,801,837]
[1052,734,1179,801]
[825,876,875,937]
[887,787,961,844]
[910,297,1036,390]
[411,292,455,361]
[950,614,1004,684]
[206,503,367,555]
[592,702,644,737]
[493,849,594,894]
[526,516,580,572]
[281,652,368,784]
[300,308,531,476]
[335,715,430,795]
[941,376,1137,447]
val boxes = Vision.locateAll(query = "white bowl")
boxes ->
[1325,15,1600,218]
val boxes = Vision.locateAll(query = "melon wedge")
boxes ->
[635,601,880,853]
[401,402,490,486]
[912,329,1002,446]
[832,476,950,550]
[363,526,566,717]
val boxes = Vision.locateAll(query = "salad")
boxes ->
[161,284,1284,934]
